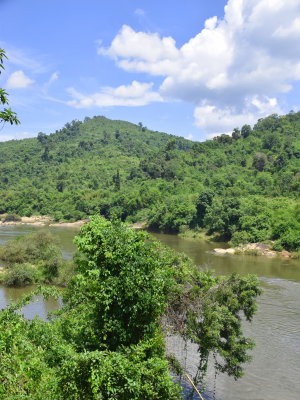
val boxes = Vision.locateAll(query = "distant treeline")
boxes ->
[0,112,299,251]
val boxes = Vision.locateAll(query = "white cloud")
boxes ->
[0,131,35,142]
[6,70,34,89]
[98,0,300,136]
[194,96,282,135]
[67,80,162,108]
[42,72,59,93]
[0,42,46,74]
[48,72,59,84]
[99,25,178,64]
[0,134,16,142]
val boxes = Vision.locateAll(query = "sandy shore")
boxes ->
[0,215,147,230]
[49,219,89,228]
[129,222,148,230]
[0,215,89,228]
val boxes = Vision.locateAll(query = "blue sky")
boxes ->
[1,0,300,142]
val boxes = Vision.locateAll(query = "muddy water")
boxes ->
[154,233,300,400]
[1,226,300,399]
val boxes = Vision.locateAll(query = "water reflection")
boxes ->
[0,284,61,320]
[153,233,300,282]
[166,277,300,400]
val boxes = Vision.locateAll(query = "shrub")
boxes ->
[2,213,21,222]
[0,231,64,285]
[275,230,300,252]
[0,217,261,399]
[148,196,196,233]
[3,263,39,287]
[0,231,62,266]
[231,230,251,246]
[53,261,75,287]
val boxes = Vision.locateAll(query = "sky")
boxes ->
[1,0,300,142]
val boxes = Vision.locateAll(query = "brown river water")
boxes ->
[0,225,300,400]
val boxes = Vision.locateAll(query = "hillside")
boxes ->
[0,116,191,220]
[0,112,299,251]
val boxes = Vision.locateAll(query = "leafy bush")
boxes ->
[0,231,61,265]
[274,230,300,252]
[2,213,21,222]
[231,230,251,246]
[57,339,181,400]
[0,231,64,284]
[0,217,261,399]
[148,196,196,233]
[53,260,76,287]
[3,263,39,287]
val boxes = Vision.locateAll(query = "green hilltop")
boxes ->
[0,112,299,251]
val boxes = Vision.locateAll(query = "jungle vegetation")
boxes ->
[0,231,74,287]
[0,217,261,399]
[0,112,299,251]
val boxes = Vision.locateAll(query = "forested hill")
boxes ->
[0,112,299,251]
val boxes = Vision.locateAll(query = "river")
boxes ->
[0,225,300,400]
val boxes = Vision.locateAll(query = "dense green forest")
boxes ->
[0,112,299,251]
[0,217,261,399]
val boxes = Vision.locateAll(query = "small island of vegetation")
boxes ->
[0,230,74,287]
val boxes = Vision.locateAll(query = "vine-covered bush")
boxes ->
[0,217,261,399]
[0,231,74,286]
[3,263,39,286]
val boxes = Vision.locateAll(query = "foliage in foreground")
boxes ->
[0,217,261,399]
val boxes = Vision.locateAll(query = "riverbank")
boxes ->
[212,242,295,258]
[1,216,298,259]
[0,215,147,230]
[0,214,89,228]
[179,229,299,259]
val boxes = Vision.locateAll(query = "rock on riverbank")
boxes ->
[0,215,53,226]
[213,243,291,258]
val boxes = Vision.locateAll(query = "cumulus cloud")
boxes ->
[67,80,162,108]
[194,96,282,135]
[98,0,300,135]
[6,70,34,89]
[98,25,178,65]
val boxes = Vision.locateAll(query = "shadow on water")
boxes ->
[153,232,300,282]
